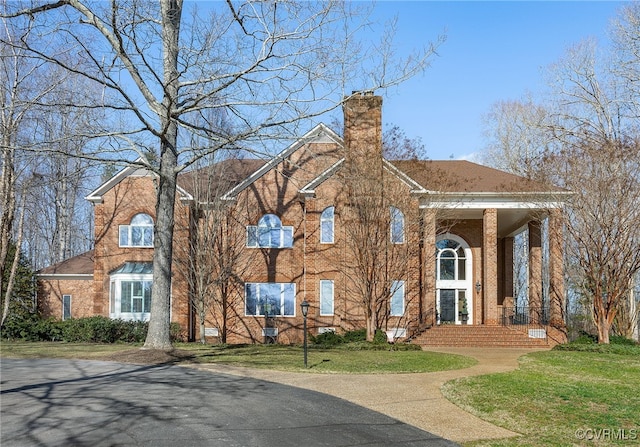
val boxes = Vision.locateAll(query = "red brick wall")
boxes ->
[38,278,94,319]
[92,174,192,332]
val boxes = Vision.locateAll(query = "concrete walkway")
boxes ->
[192,347,548,444]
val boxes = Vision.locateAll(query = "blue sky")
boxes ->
[367,1,628,160]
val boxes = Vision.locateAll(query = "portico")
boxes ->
[418,186,568,334]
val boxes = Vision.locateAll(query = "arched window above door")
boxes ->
[436,238,466,281]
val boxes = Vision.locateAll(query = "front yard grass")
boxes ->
[443,347,640,446]
[0,341,476,373]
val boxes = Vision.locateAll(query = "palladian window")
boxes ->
[247,214,294,248]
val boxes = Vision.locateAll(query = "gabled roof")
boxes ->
[85,159,194,204]
[37,250,94,279]
[299,158,430,197]
[299,159,344,197]
[178,158,266,203]
[221,123,342,200]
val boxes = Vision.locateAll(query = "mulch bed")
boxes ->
[97,348,197,365]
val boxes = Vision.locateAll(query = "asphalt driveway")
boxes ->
[0,358,458,446]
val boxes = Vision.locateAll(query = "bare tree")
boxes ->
[481,98,555,178]
[336,98,424,342]
[176,155,258,344]
[1,15,74,327]
[610,2,640,122]
[23,77,99,270]
[339,164,421,341]
[613,273,639,341]
[382,124,427,160]
[546,139,640,344]
[2,1,445,349]
[482,4,640,343]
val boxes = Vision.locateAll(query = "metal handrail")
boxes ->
[502,306,550,327]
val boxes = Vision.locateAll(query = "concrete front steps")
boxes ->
[412,324,553,348]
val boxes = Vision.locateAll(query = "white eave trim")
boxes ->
[420,193,568,210]
[85,159,194,204]
[299,158,345,197]
[37,273,94,281]
[382,159,431,194]
[222,123,343,200]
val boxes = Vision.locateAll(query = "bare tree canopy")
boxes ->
[548,138,640,344]
[482,3,640,343]
[2,0,444,349]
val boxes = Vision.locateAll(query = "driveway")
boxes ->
[1,358,457,447]
[192,347,545,443]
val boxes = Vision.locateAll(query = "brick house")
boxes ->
[38,93,568,346]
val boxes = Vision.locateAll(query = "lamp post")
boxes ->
[300,300,309,368]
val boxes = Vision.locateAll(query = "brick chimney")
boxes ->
[343,91,383,165]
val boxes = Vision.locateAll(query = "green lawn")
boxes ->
[443,349,640,446]
[0,341,476,373]
[4,340,638,446]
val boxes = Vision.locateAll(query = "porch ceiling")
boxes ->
[437,208,548,238]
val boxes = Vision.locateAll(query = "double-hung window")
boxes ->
[390,206,405,244]
[119,213,154,247]
[320,207,335,243]
[319,280,334,315]
[247,214,293,248]
[245,283,296,316]
[390,280,405,316]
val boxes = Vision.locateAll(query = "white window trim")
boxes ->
[319,279,334,316]
[246,214,294,248]
[246,225,294,248]
[390,206,405,244]
[390,280,405,316]
[436,234,473,325]
[320,206,335,244]
[245,282,297,317]
[119,214,154,248]
[109,273,153,321]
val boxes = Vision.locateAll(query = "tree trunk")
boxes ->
[366,312,376,342]
[597,314,611,344]
[142,0,182,351]
[1,185,26,328]
[143,148,178,350]
[199,301,206,344]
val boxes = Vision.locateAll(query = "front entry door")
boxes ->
[435,236,473,325]
[439,289,456,323]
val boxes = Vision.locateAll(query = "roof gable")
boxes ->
[85,159,193,204]
[177,158,266,203]
[222,123,342,200]
[299,158,429,197]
